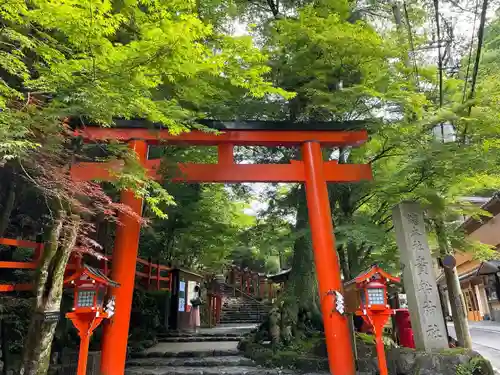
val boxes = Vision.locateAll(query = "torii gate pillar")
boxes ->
[302,142,355,375]
[100,140,147,375]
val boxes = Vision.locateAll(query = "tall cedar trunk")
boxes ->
[0,173,17,237]
[434,217,472,349]
[283,186,321,327]
[19,211,81,375]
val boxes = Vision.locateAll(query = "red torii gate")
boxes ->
[70,120,373,375]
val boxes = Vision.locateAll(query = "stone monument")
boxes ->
[393,202,448,351]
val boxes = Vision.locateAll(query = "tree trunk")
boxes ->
[19,212,81,375]
[434,217,472,349]
[281,186,321,333]
[0,174,17,237]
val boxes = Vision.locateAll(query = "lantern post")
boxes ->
[346,265,400,375]
[64,265,119,375]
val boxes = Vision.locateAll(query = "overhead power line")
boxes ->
[403,2,420,87]
[467,0,489,115]
[433,0,444,109]
[462,0,489,142]
[461,0,480,104]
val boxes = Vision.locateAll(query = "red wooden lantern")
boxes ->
[361,277,389,311]
[64,265,119,375]
[346,265,400,375]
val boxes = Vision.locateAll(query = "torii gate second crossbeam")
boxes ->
[70,120,373,375]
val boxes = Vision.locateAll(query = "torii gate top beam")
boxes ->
[71,119,373,184]
[75,119,371,147]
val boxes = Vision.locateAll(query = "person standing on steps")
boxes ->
[190,285,202,333]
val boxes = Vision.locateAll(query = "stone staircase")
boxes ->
[126,328,373,375]
[220,296,269,325]
[126,328,273,375]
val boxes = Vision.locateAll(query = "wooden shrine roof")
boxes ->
[345,264,400,286]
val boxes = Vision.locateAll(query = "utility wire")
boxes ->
[433,0,444,109]
[461,0,480,104]
[467,0,489,116]
[403,2,420,87]
[462,0,489,142]
[433,0,446,141]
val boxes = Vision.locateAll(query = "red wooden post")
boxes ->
[101,140,147,375]
[218,144,234,164]
[240,271,243,295]
[77,334,90,375]
[146,257,152,290]
[302,141,355,375]
[156,260,161,291]
[246,271,250,294]
[34,242,43,263]
[370,314,390,375]
[257,275,261,298]
[207,295,213,327]
[215,295,222,324]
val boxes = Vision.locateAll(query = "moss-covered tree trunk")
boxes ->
[19,211,81,375]
[268,186,322,346]
[286,186,320,317]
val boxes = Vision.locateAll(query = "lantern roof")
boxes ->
[345,264,400,286]
[64,264,120,287]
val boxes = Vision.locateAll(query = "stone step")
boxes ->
[220,317,262,322]
[222,300,265,305]
[132,349,241,359]
[222,301,265,305]
[158,336,242,343]
[222,307,267,311]
[222,306,265,311]
[221,307,268,311]
[220,313,262,317]
[158,332,242,338]
[220,319,262,322]
[220,319,263,324]
[125,366,292,375]
[126,367,370,375]
[221,308,265,312]
[221,312,266,316]
[220,315,264,321]
[127,356,254,368]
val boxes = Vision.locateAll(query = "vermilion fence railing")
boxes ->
[227,265,277,300]
[0,237,172,293]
